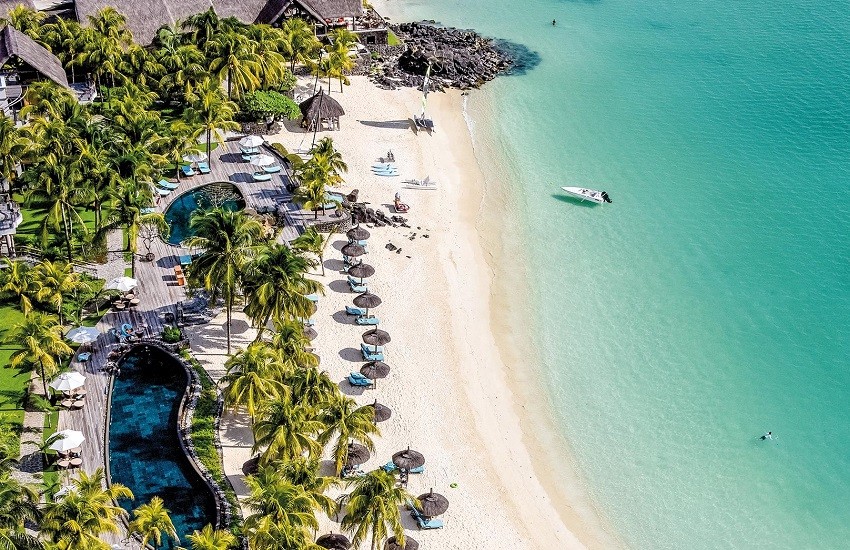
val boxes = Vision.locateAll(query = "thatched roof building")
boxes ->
[0,25,69,88]
[299,88,344,131]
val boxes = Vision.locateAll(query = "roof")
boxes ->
[0,25,69,88]
[299,88,344,120]
[74,0,363,44]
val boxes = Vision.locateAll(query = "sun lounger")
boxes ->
[348,239,368,247]
[355,315,379,325]
[263,165,281,173]
[241,153,257,162]
[179,254,192,266]
[345,305,365,316]
[158,179,178,190]
[197,161,211,174]
[342,467,365,478]
[304,293,319,303]
[349,280,368,293]
[348,372,373,387]
[141,207,156,214]
[411,508,444,530]
[156,187,171,196]
[77,352,91,362]
[382,462,425,474]
[361,348,384,361]
[348,275,368,286]
[252,171,272,182]
[360,343,385,353]
[298,317,315,327]
[181,165,196,177]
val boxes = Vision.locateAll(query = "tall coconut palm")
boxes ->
[318,394,379,476]
[291,226,329,276]
[41,468,133,549]
[276,457,339,517]
[209,31,261,99]
[0,472,43,550]
[253,396,323,465]
[242,243,321,339]
[281,18,321,72]
[9,312,72,395]
[185,524,236,550]
[286,366,337,409]
[185,82,240,164]
[310,137,348,179]
[294,179,329,221]
[154,28,207,102]
[182,8,223,48]
[1,5,45,37]
[341,469,412,550]
[0,116,26,188]
[129,496,178,549]
[30,260,89,325]
[244,470,320,549]
[0,258,35,315]
[222,342,287,423]
[271,321,320,371]
[184,208,263,353]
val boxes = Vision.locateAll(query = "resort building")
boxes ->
[0,24,70,115]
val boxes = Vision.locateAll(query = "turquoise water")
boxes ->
[164,184,245,245]
[386,0,849,547]
[109,346,217,546]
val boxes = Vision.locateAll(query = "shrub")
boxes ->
[239,90,301,121]
[161,325,182,343]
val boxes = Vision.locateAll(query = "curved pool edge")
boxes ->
[104,342,227,538]
[163,183,247,247]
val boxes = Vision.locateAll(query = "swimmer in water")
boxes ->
[760,431,772,440]
[552,19,556,26]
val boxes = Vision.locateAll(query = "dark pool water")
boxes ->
[109,346,216,547]
[164,184,245,245]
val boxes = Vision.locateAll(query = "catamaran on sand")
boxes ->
[560,186,612,204]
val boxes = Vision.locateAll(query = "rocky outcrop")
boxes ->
[364,22,516,91]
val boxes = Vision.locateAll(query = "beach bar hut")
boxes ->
[300,89,345,131]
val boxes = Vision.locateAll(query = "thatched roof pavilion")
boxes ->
[0,25,69,88]
[300,89,344,131]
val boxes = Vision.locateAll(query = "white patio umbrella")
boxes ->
[239,135,264,148]
[105,276,137,292]
[49,430,85,452]
[50,372,86,393]
[182,151,208,164]
[65,326,100,345]
[251,154,276,167]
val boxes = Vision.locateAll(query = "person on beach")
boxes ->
[760,431,772,440]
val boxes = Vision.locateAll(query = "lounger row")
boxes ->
[181,163,211,177]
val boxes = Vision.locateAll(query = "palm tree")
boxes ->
[182,8,223,48]
[318,394,379,476]
[222,342,287,423]
[153,27,207,103]
[253,396,323,465]
[242,243,321,339]
[42,468,133,549]
[281,18,321,72]
[310,137,348,179]
[291,226,329,276]
[1,5,46,37]
[0,258,35,315]
[276,457,339,517]
[271,321,320,371]
[9,312,72,396]
[102,179,162,276]
[0,472,43,550]
[30,260,89,326]
[185,81,240,164]
[209,31,261,99]
[244,468,321,549]
[341,469,412,550]
[184,208,263,353]
[0,116,26,187]
[286,366,337,408]
[185,524,236,550]
[129,496,178,548]
[327,38,356,93]
[294,179,329,220]
[164,120,202,180]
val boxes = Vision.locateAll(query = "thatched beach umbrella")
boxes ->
[417,488,449,517]
[341,243,365,258]
[300,89,345,131]
[370,400,392,422]
[353,291,382,318]
[345,442,370,466]
[303,327,318,341]
[316,532,351,550]
[360,361,390,379]
[385,536,419,550]
[347,263,375,282]
[362,328,390,353]
[242,456,260,476]
[392,447,425,471]
[347,225,370,241]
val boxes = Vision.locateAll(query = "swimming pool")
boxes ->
[164,184,245,245]
[108,346,217,547]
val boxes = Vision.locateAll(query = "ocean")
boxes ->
[380,0,850,547]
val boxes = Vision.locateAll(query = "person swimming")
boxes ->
[552,19,557,26]
[760,431,773,440]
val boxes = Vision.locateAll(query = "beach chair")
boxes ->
[197,161,211,174]
[349,280,368,293]
[263,164,281,173]
[179,254,193,266]
[345,305,366,316]
[156,187,171,196]
[158,179,179,190]
[361,343,385,354]
[347,275,368,286]
[180,165,196,177]
[304,293,320,303]
[252,171,273,182]
[298,317,316,327]
[411,508,444,530]
[77,352,91,362]
[348,239,368,247]
[141,207,156,214]
[361,348,384,361]
[355,315,380,326]
[382,462,424,474]
[341,466,365,478]
[348,372,373,387]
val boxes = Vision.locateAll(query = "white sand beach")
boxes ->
[190,75,615,549]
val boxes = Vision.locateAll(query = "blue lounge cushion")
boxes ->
[355,316,379,325]
[349,281,368,293]
[158,179,178,190]
[360,343,384,353]
[141,207,156,214]
[345,305,365,316]
[253,171,272,182]
[348,373,373,387]
[77,352,91,362]
[361,349,384,361]
[180,165,196,177]
[156,187,171,196]
[304,293,320,302]
[263,165,281,173]
[197,162,211,174]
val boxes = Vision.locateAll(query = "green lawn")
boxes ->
[0,303,31,450]
[387,30,402,46]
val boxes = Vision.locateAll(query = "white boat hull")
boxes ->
[560,186,611,204]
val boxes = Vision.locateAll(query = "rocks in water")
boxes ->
[365,21,514,90]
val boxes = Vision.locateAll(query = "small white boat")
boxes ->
[403,176,437,190]
[372,163,396,170]
[560,187,612,204]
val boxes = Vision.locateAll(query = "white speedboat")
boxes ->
[560,187,612,204]
[403,176,437,190]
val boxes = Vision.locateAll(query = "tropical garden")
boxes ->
[0,5,415,549]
